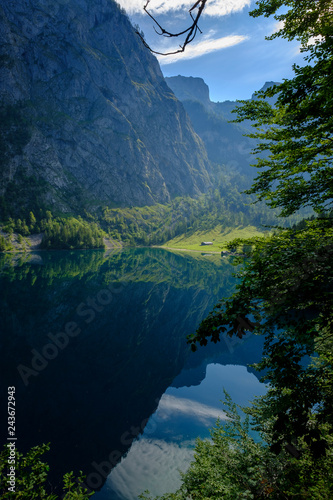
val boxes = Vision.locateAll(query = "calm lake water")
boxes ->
[0,248,265,498]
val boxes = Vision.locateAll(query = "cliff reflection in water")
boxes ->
[0,248,263,493]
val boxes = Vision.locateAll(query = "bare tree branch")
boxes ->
[135,0,208,56]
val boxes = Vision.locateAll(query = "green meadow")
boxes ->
[162,225,269,252]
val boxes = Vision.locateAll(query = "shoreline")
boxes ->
[154,245,223,255]
[0,240,231,257]
[1,234,240,257]
[0,232,122,253]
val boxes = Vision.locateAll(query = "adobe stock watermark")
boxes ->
[17,279,127,386]
[223,138,253,174]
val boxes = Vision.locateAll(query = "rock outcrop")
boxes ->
[0,0,211,214]
[165,76,211,109]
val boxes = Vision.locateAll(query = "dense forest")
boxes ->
[0,211,105,251]
[0,167,306,251]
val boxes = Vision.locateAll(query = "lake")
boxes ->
[0,248,265,498]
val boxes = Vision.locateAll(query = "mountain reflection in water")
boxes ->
[98,363,266,500]
[0,248,264,496]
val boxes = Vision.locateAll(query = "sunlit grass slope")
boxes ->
[162,225,269,252]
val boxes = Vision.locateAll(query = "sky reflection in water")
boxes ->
[98,363,267,500]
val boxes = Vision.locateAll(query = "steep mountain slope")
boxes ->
[0,0,211,216]
[165,76,278,180]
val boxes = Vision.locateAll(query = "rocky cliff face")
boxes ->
[0,0,211,214]
[165,76,211,108]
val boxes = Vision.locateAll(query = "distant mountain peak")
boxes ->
[253,81,281,99]
[166,75,281,107]
[261,81,280,91]
[251,82,281,105]
[165,75,211,108]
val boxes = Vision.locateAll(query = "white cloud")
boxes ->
[105,395,227,499]
[157,34,248,64]
[204,0,251,16]
[156,393,227,423]
[116,0,251,17]
[271,20,285,34]
[308,34,324,45]
[106,438,195,500]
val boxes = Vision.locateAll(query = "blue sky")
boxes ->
[116,0,304,102]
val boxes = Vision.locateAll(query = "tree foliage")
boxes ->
[0,443,93,499]
[190,216,333,453]
[233,0,333,217]
[41,216,105,250]
[0,210,106,251]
